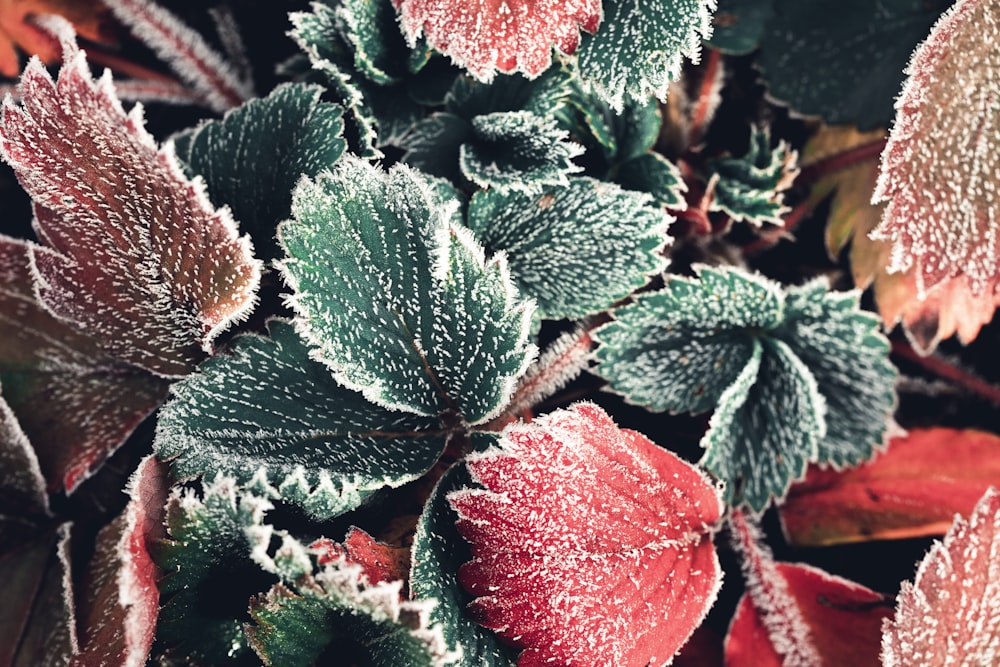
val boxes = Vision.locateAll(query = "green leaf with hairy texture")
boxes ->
[446,68,573,120]
[701,337,824,510]
[278,156,535,424]
[155,320,446,520]
[778,281,897,467]
[401,112,473,182]
[577,0,715,110]
[594,267,783,414]
[247,559,455,666]
[173,84,346,262]
[757,0,949,130]
[156,478,277,665]
[336,0,413,85]
[460,112,583,193]
[616,153,686,208]
[706,0,775,55]
[706,125,799,226]
[594,266,897,512]
[466,178,670,319]
[411,465,518,666]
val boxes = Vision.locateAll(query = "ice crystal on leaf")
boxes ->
[0,33,262,378]
[278,156,535,424]
[871,0,1000,298]
[882,487,1000,666]
[448,403,723,666]
[0,386,47,516]
[392,0,601,81]
[594,266,896,511]
[155,320,447,520]
[576,0,715,111]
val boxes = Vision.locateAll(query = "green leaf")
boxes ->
[757,0,950,129]
[278,157,535,424]
[706,0,775,55]
[777,281,897,467]
[594,267,783,413]
[577,0,715,110]
[445,68,573,120]
[156,478,278,665]
[460,111,583,193]
[706,125,799,226]
[336,0,413,85]
[701,336,825,510]
[401,112,474,182]
[155,320,446,520]
[247,559,455,667]
[173,83,346,262]
[594,266,897,512]
[466,178,670,319]
[616,152,686,209]
[411,464,518,666]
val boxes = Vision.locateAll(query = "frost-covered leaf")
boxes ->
[278,157,535,423]
[871,0,1000,297]
[412,464,518,666]
[155,320,446,520]
[0,236,169,493]
[706,0,774,55]
[576,0,715,110]
[882,487,1000,666]
[449,403,723,666]
[616,152,687,209]
[173,83,346,262]
[0,388,47,517]
[72,456,168,667]
[706,125,799,226]
[757,0,948,129]
[247,558,455,667]
[445,67,574,120]
[781,428,1000,546]
[0,521,75,667]
[392,0,600,81]
[466,178,670,319]
[595,266,896,511]
[337,0,419,85]
[156,478,277,665]
[0,40,262,378]
[312,527,410,586]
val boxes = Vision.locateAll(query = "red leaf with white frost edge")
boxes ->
[882,487,1000,666]
[0,28,261,378]
[393,0,601,81]
[871,0,1000,297]
[71,455,169,667]
[448,402,724,667]
[310,527,410,586]
[780,428,1000,546]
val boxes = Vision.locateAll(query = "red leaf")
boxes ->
[726,512,890,667]
[448,402,723,667]
[882,487,1000,665]
[0,236,169,493]
[393,0,601,80]
[779,428,1000,546]
[0,29,260,378]
[311,527,409,586]
[72,455,169,667]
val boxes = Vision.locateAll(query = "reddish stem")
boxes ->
[741,197,813,256]
[689,49,723,145]
[798,138,888,186]
[892,339,1000,407]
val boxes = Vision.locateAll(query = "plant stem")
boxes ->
[891,339,1000,407]
[689,49,723,146]
[797,138,887,186]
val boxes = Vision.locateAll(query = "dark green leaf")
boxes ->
[278,157,535,423]
[706,0,775,55]
[616,153,686,208]
[410,465,518,666]
[757,0,951,129]
[155,320,446,520]
[467,178,669,319]
[445,68,573,120]
[173,83,346,262]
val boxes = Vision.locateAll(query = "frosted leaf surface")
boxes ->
[72,456,168,667]
[173,83,346,262]
[278,156,535,423]
[882,487,1000,666]
[247,557,456,667]
[0,236,169,493]
[155,320,446,520]
[448,403,723,666]
[0,387,48,516]
[705,0,774,55]
[0,42,262,378]
[466,178,670,319]
[576,0,715,111]
[392,0,601,81]
[706,125,799,226]
[871,0,1000,297]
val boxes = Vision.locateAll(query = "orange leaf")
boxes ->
[780,428,1000,546]
[0,0,112,77]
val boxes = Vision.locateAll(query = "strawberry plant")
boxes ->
[1,0,999,664]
